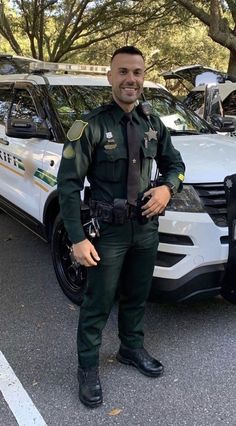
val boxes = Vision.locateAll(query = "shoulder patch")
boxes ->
[67,120,88,142]
[178,173,185,182]
[63,143,76,159]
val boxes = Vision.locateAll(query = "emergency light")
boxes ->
[29,61,109,75]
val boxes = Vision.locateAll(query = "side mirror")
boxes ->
[203,84,223,123]
[203,84,235,132]
[6,118,51,139]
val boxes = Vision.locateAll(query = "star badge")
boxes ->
[145,127,157,142]
[225,178,233,189]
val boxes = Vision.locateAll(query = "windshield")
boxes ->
[48,85,213,135]
[184,91,205,114]
[144,87,212,134]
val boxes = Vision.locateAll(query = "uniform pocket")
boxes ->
[95,147,127,182]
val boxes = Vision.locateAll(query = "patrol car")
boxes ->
[0,56,236,305]
[162,64,236,125]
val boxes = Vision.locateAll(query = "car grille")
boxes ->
[193,183,227,227]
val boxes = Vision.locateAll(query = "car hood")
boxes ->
[171,133,236,183]
[161,65,235,88]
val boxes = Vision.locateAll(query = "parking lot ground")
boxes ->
[0,213,236,426]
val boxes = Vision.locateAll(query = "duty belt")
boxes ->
[90,198,149,225]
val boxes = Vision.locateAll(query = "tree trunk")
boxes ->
[227,50,236,76]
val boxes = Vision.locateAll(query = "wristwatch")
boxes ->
[164,182,177,197]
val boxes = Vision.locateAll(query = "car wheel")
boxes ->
[51,214,87,305]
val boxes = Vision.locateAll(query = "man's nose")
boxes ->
[126,72,136,83]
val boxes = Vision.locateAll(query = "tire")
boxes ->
[51,214,87,305]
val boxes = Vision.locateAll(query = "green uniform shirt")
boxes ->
[57,101,185,243]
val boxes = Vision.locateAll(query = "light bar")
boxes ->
[29,61,109,75]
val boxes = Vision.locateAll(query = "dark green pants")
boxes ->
[77,218,159,368]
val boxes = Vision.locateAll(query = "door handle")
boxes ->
[0,138,9,146]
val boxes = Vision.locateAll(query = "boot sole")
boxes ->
[116,353,163,378]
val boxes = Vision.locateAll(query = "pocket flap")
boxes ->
[96,146,127,162]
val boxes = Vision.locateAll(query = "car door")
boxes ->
[1,82,51,220]
[0,84,13,191]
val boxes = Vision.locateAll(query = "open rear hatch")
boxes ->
[161,64,236,89]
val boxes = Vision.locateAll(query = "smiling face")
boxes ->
[107,53,145,112]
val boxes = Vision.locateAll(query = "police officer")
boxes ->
[57,46,185,408]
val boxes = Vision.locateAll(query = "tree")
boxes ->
[173,0,236,75]
[73,2,228,76]
[0,0,229,80]
[0,0,179,62]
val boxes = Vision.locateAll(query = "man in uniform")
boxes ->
[57,46,185,408]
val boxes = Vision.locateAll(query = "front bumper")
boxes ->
[150,210,228,302]
[150,264,223,303]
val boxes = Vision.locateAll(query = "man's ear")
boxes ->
[107,70,112,85]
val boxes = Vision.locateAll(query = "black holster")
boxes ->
[90,200,113,223]
[113,198,128,224]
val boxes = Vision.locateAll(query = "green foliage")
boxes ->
[75,22,228,84]
[173,0,236,74]
[0,0,231,77]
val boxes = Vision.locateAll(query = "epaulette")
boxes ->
[82,103,112,121]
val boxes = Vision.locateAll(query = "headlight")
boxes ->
[166,185,205,212]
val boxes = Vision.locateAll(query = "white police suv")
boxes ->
[0,55,235,304]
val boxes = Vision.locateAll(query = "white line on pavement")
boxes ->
[0,351,47,426]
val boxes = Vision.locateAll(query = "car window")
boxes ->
[10,89,41,123]
[49,86,112,133]
[144,88,212,134]
[0,88,12,124]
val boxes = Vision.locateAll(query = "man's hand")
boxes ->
[72,239,100,267]
[141,185,171,217]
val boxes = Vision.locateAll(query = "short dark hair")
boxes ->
[111,46,145,63]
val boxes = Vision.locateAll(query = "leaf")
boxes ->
[68,304,76,311]
[108,408,122,416]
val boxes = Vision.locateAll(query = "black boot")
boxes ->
[116,345,164,377]
[77,366,103,408]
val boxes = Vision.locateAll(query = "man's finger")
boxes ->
[91,246,100,262]
[85,258,98,267]
[81,253,98,267]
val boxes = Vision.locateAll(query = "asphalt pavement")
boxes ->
[0,212,236,426]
